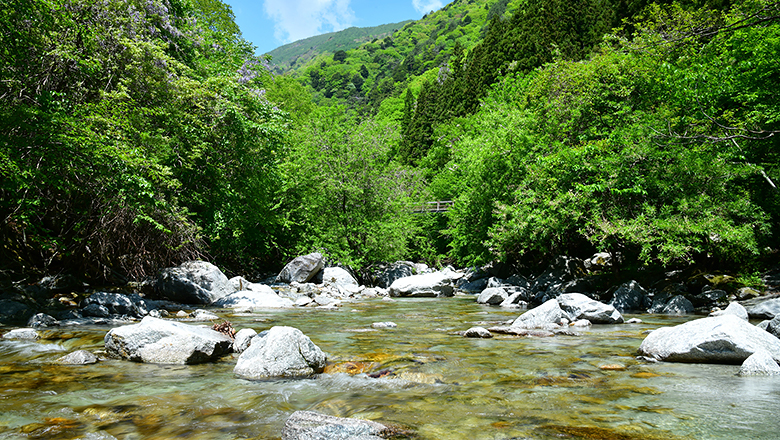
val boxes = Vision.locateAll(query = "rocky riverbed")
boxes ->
[1,253,780,439]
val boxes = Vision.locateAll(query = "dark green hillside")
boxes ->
[266,21,413,74]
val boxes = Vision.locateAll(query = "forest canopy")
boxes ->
[1,0,778,283]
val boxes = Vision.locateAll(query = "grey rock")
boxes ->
[281,410,390,440]
[213,287,293,309]
[464,327,493,338]
[57,309,83,320]
[57,350,99,365]
[748,298,780,320]
[500,290,529,308]
[738,350,780,376]
[0,299,32,324]
[321,267,358,287]
[295,296,314,307]
[736,287,761,300]
[360,287,386,298]
[709,302,749,320]
[371,322,397,329]
[104,316,233,364]
[529,256,587,302]
[485,277,504,289]
[388,269,464,298]
[511,299,566,329]
[369,261,417,289]
[190,309,219,321]
[459,277,489,293]
[557,293,624,324]
[584,252,613,272]
[505,274,531,289]
[27,313,58,328]
[227,276,252,292]
[233,328,257,354]
[660,295,694,314]
[626,318,643,324]
[765,315,780,339]
[477,287,508,305]
[610,280,649,313]
[59,317,133,326]
[277,253,324,284]
[701,289,728,303]
[82,303,110,318]
[80,292,152,318]
[313,295,338,306]
[234,326,327,379]
[638,315,780,364]
[156,260,235,305]
[2,328,40,340]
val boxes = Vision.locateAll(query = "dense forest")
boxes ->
[1,0,778,286]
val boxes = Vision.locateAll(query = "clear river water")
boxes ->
[1,296,780,440]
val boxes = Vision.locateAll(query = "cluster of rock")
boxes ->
[101,316,328,379]
[637,302,780,375]
[460,293,626,339]
[457,254,772,317]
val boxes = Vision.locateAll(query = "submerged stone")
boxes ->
[282,410,391,440]
[57,350,99,365]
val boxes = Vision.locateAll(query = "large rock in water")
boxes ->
[388,269,464,297]
[477,287,508,305]
[277,253,324,284]
[104,316,233,364]
[557,293,624,324]
[213,285,293,309]
[156,261,234,305]
[511,298,567,329]
[637,315,780,364]
[282,411,391,440]
[234,326,326,379]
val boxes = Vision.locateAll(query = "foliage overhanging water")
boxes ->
[2,297,779,439]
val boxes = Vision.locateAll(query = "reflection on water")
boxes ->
[2,296,780,439]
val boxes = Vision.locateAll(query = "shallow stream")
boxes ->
[2,296,779,439]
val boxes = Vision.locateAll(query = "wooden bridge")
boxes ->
[413,200,454,213]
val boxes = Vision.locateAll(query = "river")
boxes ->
[1,296,779,439]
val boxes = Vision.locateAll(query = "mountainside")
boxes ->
[283,0,525,112]
[266,21,413,74]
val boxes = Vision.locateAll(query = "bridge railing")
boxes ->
[412,200,454,213]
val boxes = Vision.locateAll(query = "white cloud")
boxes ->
[264,0,355,43]
[412,0,443,15]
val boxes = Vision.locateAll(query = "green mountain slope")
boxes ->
[285,0,524,112]
[266,21,413,74]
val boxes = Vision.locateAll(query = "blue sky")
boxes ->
[223,0,445,55]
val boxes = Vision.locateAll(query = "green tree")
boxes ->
[285,109,424,267]
[333,50,348,62]
[0,0,290,280]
